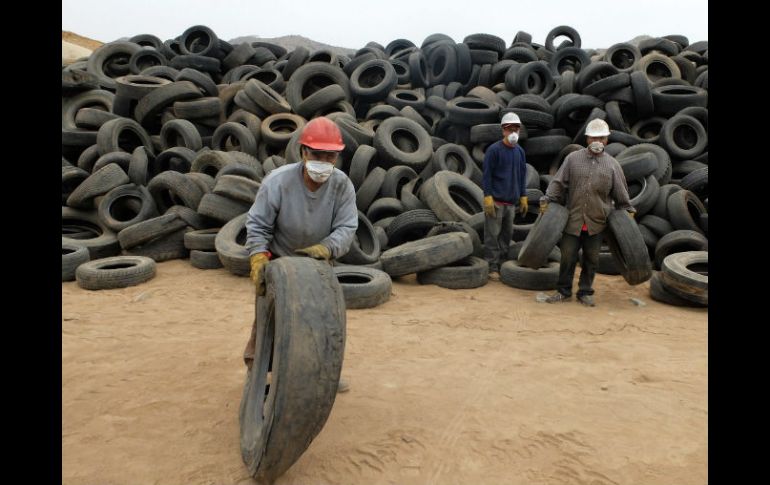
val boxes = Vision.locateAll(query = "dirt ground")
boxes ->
[62,259,707,485]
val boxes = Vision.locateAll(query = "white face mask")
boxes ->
[507,132,519,145]
[588,141,605,154]
[305,160,334,183]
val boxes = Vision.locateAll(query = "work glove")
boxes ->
[483,195,496,217]
[249,252,270,295]
[627,211,636,219]
[539,198,548,215]
[295,243,331,261]
[519,196,528,215]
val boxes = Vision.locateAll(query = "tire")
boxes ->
[355,167,386,212]
[651,85,708,117]
[62,243,91,281]
[419,171,484,222]
[97,183,159,232]
[653,229,708,270]
[638,53,681,83]
[500,260,560,290]
[432,144,481,185]
[62,207,121,259]
[630,71,654,118]
[184,228,220,251]
[198,192,252,224]
[518,203,569,269]
[96,117,154,156]
[147,169,205,212]
[617,143,672,186]
[294,84,347,120]
[604,43,642,72]
[176,67,219,97]
[213,122,260,156]
[649,270,706,307]
[348,145,376,190]
[338,211,381,265]
[115,74,172,100]
[212,174,260,204]
[244,78,292,115]
[372,116,433,171]
[122,226,190,262]
[87,42,142,89]
[62,165,91,204]
[385,209,439,247]
[658,114,708,160]
[445,97,500,126]
[66,163,130,209]
[667,189,707,234]
[134,81,203,127]
[426,221,483,258]
[116,212,188,250]
[240,257,345,482]
[160,119,203,151]
[545,25,581,52]
[333,265,392,308]
[190,249,224,269]
[381,232,473,277]
[639,214,674,238]
[350,59,397,102]
[417,256,489,289]
[660,251,708,305]
[191,150,235,177]
[604,209,652,285]
[679,167,708,203]
[508,240,561,264]
[366,198,405,223]
[76,255,156,290]
[628,175,660,218]
[285,62,350,113]
[152,147,198,175]
[215,213,250,276]
[74,107,123,130]
[617,152,658,181]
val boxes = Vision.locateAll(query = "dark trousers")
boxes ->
[556,230,603,297]
[483,204,515,272]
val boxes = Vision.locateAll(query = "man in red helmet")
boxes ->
[243,116,357,389]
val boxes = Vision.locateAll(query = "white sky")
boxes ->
[62,0,707,51]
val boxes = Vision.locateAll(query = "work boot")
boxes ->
[545,292,571,303]
[577,294,595,307]
[337,377,350,393]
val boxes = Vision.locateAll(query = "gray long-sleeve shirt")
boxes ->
[245,162,358,258]
[543,148,635,236]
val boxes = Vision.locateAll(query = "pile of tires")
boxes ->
[62,25,706,302]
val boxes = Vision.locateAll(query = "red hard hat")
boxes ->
[299,117,345,151]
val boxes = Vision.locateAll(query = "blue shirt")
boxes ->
[482,140,527,204]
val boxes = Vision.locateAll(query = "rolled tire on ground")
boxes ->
[335,212,380,266]
[62,243,91,282]
[215,213,250,276]
[419,171,484,222]
[500,259,560,290]
[381,232,473,277]
[184,228,220,251]
[660,250,708,305]
[649,270,706,307]
[116,212,188,250]
[75,255,156,290]
[333,265,392,308]
[240,257,345,483]
[190,249,224,269]
[604,209,652,285]
[653,229,709,270]
[372,117,433,172]
[416,256,489,289]
[62,207,121,259]
[517,203,569,269]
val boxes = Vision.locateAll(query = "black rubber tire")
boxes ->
[97,183,158,232]
[652,184,682,219]
[617,152,658,181]
[628,175,660,218]
[385,209,439,247]
[549,47,591,76]
[66,163,130,209]
[667,189,707,234]
[348,145,377,190]
[545,25,581,52]
[638,53,681,83]
[285,62,350,112]
[617,143,672,186]
[337,211,381,265]
[147,169,205,212]
[417,256,489,289]
[630,71,655,118]
[500,260,560,290]
[74,107,123,130]
[190,249,224,269]
[76,254,157,289]
[176,68,219,97]
[62,242,91,282]
[639,214,674,238]
[212,174,260,204]
[116,212,188,250]
[355,167,387,213]
[62,207,121,259]
[651,85,708,117]
[240,257,345,482]
[432,144,481,185]
[121,226,190,262]
[426,220,483,258]
[159,119,203,151]
[366,197,405,223]
[349,59,397,103]
[419,170,484,222]
[96,117,155,157]
[197,192,251,224]
[604,209,652,285]
[87,42,142,90]
[517,203,569,269]
[679,167,708,203]
[184,228,220,251]
[658,114,708,160]
[373,117,433,171]
[91,151,133,175]
[653,230,708,270]
[215,213,250,276]
[660,251,708,305]
[381,232,473,277]
[604,43,642,72]
[333,265,392,308]
[62,165,91,204]
[649,270,706,307]
[212,122,260,157]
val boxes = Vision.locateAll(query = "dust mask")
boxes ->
[306,161,334,183]
[588,141,604,154]
[507,132,519,145]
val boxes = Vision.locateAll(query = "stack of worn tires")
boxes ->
[62,25,707,306]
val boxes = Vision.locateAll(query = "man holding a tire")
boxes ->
[540,119,635,306]
[243,116,358,388]
[482,112,529,280]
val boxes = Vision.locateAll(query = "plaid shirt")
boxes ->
[543,148,635,236]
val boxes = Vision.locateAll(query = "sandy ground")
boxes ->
[62,259,707,485]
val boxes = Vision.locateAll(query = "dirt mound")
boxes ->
[62,31,103,51]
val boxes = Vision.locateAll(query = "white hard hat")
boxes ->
[500,112,521,126]
[585,118,610,137]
